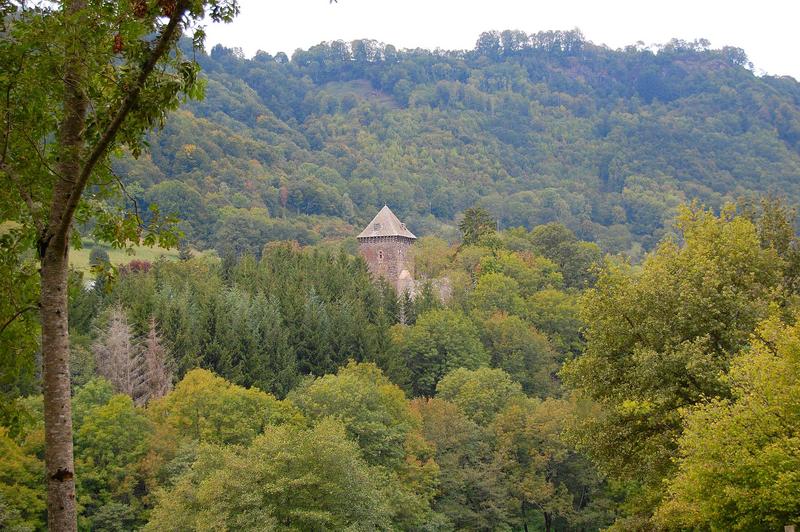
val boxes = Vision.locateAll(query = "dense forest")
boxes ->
[4,8,800,529]
[5,199,800,529]
[114,30,800,258]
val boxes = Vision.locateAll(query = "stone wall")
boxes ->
[358,235,414,292]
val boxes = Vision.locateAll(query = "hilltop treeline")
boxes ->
[115,29,800,256]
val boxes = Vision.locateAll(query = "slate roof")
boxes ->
[357,205,416,239]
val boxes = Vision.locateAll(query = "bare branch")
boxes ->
[1,58,25,167]
[20,128,66,181]
[105,161,143,225]
[0,304,38,336]
[5,168,45,234]
[93,160,145,230]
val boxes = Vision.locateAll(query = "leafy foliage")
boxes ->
[0,225,39,418]
[4,198,800,529]
[145,418,391,531]
[112,32,800,258]
[290,362,418,468]
[147,368,300,447]
[562,204,789,523]
[655,314,800,529]
[290,362,441,528]
[436,367,525,425]
[74,394,152,530]
[392,309,490,396]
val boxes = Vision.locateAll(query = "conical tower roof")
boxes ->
[357,205,416,239]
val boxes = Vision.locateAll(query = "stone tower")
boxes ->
[357,205,416,294]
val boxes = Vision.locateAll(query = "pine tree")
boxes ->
[92,307,137,397]
[93,310,173,406]
[134,317,173,406]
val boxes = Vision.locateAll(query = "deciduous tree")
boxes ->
[1,2,238,527]
[562,204,783,522]
[145,419,392,531]
[656,313,800,529]
[436,367,524,426]
[393,309,489,396]
[289,362,441,528]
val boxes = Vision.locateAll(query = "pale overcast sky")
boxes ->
[203,0,800,80]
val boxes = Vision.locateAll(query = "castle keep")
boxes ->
[357,205,416,294]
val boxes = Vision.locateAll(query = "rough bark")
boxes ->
[39,2,87,528]
[41,238,77,532]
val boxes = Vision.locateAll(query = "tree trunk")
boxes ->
[37,0,188,527]
[521,499,529,532]
[544,511,552,532]
[41,1,87,528]
[40,238,77,531]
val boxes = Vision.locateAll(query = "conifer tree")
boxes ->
[135,317,173,406]
[92,307,137,399]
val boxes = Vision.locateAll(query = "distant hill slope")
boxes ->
[113,30,800,256]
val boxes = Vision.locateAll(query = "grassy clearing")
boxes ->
[70,240,180,279]
[319,80,399,109]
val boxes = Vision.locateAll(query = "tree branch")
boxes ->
[0,305,38,336]
[1,58,25,168]
[622,313,646,345]
[20,128,66,182]
[53,1,191,243]
[6,168,45,235]
[98,160,144,228]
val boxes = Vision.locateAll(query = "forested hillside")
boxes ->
[116,29,800,256]
[6,11,800,529]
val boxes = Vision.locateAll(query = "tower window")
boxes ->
[378,250,384,261]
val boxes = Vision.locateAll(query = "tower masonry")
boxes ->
[357,205,416,294]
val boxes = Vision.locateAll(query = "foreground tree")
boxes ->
[1,1,238,527]
[412,397,511,529]
[492,398,615,531]
[436,367,524,425]
[289,362,442,528]
[479,313,558,396]
[147,369,300,449]
[392,309,489,396]
[562,204,783,523]
[655,313,800,529]
[73,390,152,529]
